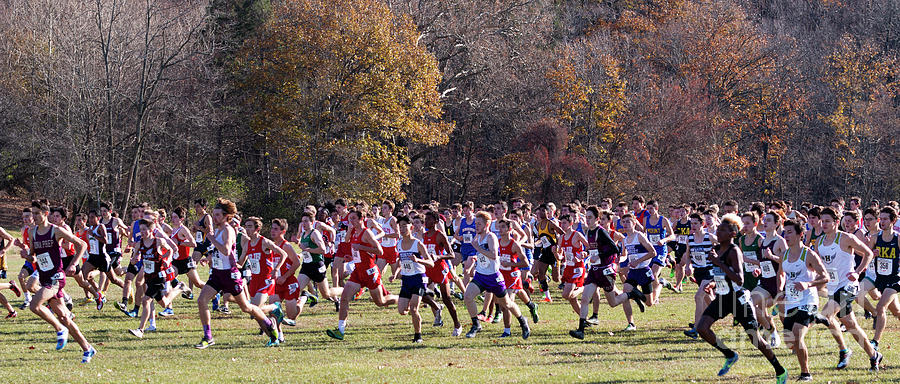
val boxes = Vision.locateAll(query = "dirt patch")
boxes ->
[0,192,29,229]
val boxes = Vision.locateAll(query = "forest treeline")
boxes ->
[0,0,896,216]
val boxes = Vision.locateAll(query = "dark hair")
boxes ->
[334,198,347,208]
[100,201,111,210]
[88,209,99,217]
[632,195,645,204]
[138,219,154,228]
[688,212,702,221]
[50,207,68,219]
[32,200,49,213]
[741,211,759,223]
[863,208,878,218]
[843,210,860,221]
[820,207,840,221]
[397,215,410,225]
[271,218,288,231]
[808,206,822,218]
[173,206,187,219]
[194,198,207,207]
[586,206,600,218]
[784,219,803,234]
[881,207,898,222]
[244,216,263,228]
[559,214,572,222]
[300,211,314,221]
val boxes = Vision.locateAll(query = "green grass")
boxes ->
[0,228,898,383]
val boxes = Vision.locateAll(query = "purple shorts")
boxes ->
[584,264,617,292]
[624,267,654,294]
[206,268,243,296]
[472,272,507,298]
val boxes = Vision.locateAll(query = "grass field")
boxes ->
[0,229,898,383]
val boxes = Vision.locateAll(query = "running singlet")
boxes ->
[782,247,817,310]
[674,220,691,244]
[87,225,105,257]
[172,226,192,261]
[688,232,713,268]
[458,217,477,255]
[536,220,557,250]
[711,244,743,296]
[349,229,376,270]
[817,232,856,293]
[139,238,174,282]
[299,231,323,264]
[209,227,238,272]
[194,214,210,243]
[473,233,500,275]
[31,225,64,282]
[738,233,762,275]
[644,216,666,255]
[585,226,619,268]
[624,233,651,269]
[246,237,275,279]
[103,218,120,253]
[874,232,900,284]
[273,240,298,278]
[378,217,396,248]
[398,239,427,276]
[422,231,450,283]
[559,231,585,270]
[498,238,520,273]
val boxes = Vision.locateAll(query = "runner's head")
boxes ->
[31,200,50,225]
[213,198,238,226]
[763,210,782,232]
[830,198,843,212]
[194,198,207,214]
[381,200,394,217]
[740,212,758,234]
[819,207,840,234]
[50,206,67,225]
[849,196,861,211]
[632,195,645,213]
[599,198,612,211]
[879,207,897,231]
[689,212,703,232]
[138,218,156,240]
[461,201,474,216]
[424,211,439,231]
[807,206,821,228]
[646,200,659,216]
[841,210,860,232]
[22,207,33,226]
[88,209,100,226]
[157,208,167,222]
[74,212,86,229]
[411,213,425,233]
[334,199,347,214]
[300,212,314,232]
[243,216,263,236]
[474,211,491,234]
[99,201,113,219]
[615,202,627,217]
[716,214,741,243]
[782,220,803,246]
[863,208,878,232]
[397,215,411,237]
[535,204,548,220]
[130,205,143,221]
[620,213,635,233]
[497,218,512,238]
[171,207,187,227]
[347,209,363,229]
[270,218,288,238]
[598,209,613,228]
[722,200,738,215]
[585,206,599,227]
[143,209,158,222]
[494,201,508,219]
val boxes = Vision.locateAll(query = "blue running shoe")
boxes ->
[81,347,96,363]
[718,354,739,376]
[56,329,69,350]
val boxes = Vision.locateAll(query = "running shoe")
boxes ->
[476,311,488,322]
[569,329,585,340]
[622,323,636,332]
[521,322,530,340]
[195,336,215,349]
[684,328,699,339]
[491,313,501,324]
[64,294,73,311]
[586,315,599,326]
[413,334,424,343]
[182,290,194,300]
[870,339,879,351]
[836,349,851,370]
[870,352,883,371]
[115,301,129,314]
[96,296,106,311]
[81,347,96,363]
[219,306,231,314]
[145,325,157,332]
[452,292,464,301]
[326,328,344,341]
[541,295,553,303]
[283,317,297,327]
[159,308,174,317]
[9,281,21,297]
[769,330,781,348]
[56,328,69,350]
[717,354,739,376]
[126,309,138,318]
[499,331,511,338]
[465,324,482,338]
[272,302,285,324]
[128,329,144,339]
[775,371,787,384]
[5,311,16,319]
[306,293,319,308]
[529,303,540,324]
[433,307,444,327]
[452,327,462,337]
[797,373,811,382]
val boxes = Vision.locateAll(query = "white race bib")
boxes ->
[351,248,361,263]
[691,251,706,265]
[713,273,729,295]
[760,260,776,278]
[381,237,397,248]
[211,254,225,270]
[877,258,892,275]
[427,244,436,256]
[743,250,757,261]
[572,267,583,278]
[648,234,661,244]
[302,251,313,264]
[541,237,551,249]
[105,232,113,245]
[89,238,100,255]
[401,260,414,273]
[195,232,204,243]
[744,262,759,274]
[36,252,53,272]
[143,260,155,274]
[677,234,688,243]
[827,268,838,282]
[248,255,261,275]
[463,233,473,244]
[785,284,801,303]
[477,254,489,269]
[366,266,378,276]
[336,231,346,243]
[602,265,616,276]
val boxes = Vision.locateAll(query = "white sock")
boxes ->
[24,292,32,301]
[338,320,346,333]
[149,317,156,328]
[504,327,511,333]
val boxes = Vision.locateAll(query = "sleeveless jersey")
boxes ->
[103,217,120,253]
[377,217,397,248]
[398,238,427,276]
[674,220,691,244]
[711,244,743,296]
[171,226,192,260]
[536,220,557,249]
[209,227,238,272]
[874,231,900,283]
[194,214,210,244]
[624,232,651,269]
[585,226,619,267]
[738,233,762,275]
[32,225,64,278]
[139,238,174,282]
[559,231,585,269]
[645,216,666,255]
[458,217,477,254]
[87,225,106,257]
[474,233,500,275]
[817,232,855,293]
[299,230,323,264]
[349,229,376,269]
[498,238,519,272]
[245,237,275,279]
[783,247,817,310]
[688,232,713,268]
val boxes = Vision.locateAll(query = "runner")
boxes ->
[496,218,538,336]
[780,219,830,382]
[532,204,562,303]
[683,212,716,339]
[194,199,279,349]
[393,215,435,343]
[869,206,900,353]
[237,216,290,341]
[27,201,96,363]
[15,207,36,308]
[804,206,824,246]
[738,212,763,294]
[0,227,21,317]
[454,201,478,288]
[620,213,657,325]
[569,207,645,340]
[295,212,343,312]
[558,214,588,315]
[643,200,675,302]
[268,218,306,337]
[117,205,147,317]
[672,204,691,293]
[169,207,202,298]
[694,214,787,383]
[326,209,398,341]
[80,210,113,310]
[375,200,400,278]
[462,211,530,339]
[750,211,788,348]
[127,219,189,338]
[816,207,882,370]
[422,211,463,335]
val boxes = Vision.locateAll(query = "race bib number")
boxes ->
[785,284,801,303]
[713,273,729,295]
[366,266,378,276]
[36,252,53,272]
[510,270,520,278]
[248,256,260,275]
[691,251,706,265]
[351,248,361,263]
[427,244,436,256]
[565,250,575,266]
[302,251,313,264]
[51,272,64,281]
[105,232,113,245]
[744,262,759,274]
[541,237,551,249]
[195,232,204,243]
[381,236,396,247]
[588,249,599,259]
[401,260,414,273]
[463,233,473,244]
[677,235,687,243]
[336,231,346,243]
[572,268,583,278]
[230,271,241,280]
[648,234,661,244]
[89,238,100,255]
[602,265,616,276]
[737,290,750,305]
[827,268,837,282]
[760,261,776,279]
[877,258,892,275]
[477,254,489,269]
[143,260,155,274]
[211,254,225,270]
[743,250,757,261]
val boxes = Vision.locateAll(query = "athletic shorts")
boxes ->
[127,260,142,275]
[248,276,275,296]
[348,263,382,291]
[144,278,171,302]
[172,258,196,275]
[521,248,533,271]
[108,251,122,270]
[336,242,351,260]
[624,267,654,295]
[38,271,66,298]
[206,269,243,296]
[537,247,556,265]
[500,269,523,291]
[451,242,461,254]
[875,275,900,294]
[21,262,35,274]
[425,259,451,285]
[783,305,817,330]
[61,256,76,272]
[399,274,427,299]
[562,265,585,287]
[585,264,617,292]
[693,266,713,284]
[703,289,758,330]
[299,261,327,283]
[674,244,687,264]
[651,248,666,267]
[87,253,111,273]
[829,284,859,318]
[472,272,507,298]
[195,239,212,256]
[323,256,334,269]
[378,246,398,264]
[274,276,301,301]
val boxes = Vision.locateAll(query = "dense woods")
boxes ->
[0,0,897,215]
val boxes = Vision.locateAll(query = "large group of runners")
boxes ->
[0,195,898,382]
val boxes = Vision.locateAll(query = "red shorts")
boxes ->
[348,263,382,290]
[273,276,300,301]
[562,265,585,287]
[425,259,450,285]
[337,242,351,260]
[500,269,523,291]
[248,276,275,297]
[378,246,398,264]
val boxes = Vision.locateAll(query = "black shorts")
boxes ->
[172,258,196,275]
[875,276,900,294]
[674,244,687,264]
[195,240,212,256]
[323,256,334,269]
[399,274,426,299]
[702,290,758,330]
[783,305,817,330]
[108,251,122,270]
[451,242,461,253]
[127,261,141,275]
[624,278,653,295]
[61,256,75,271]
[830,285,859,318]
[299,261,327,283]
[86,253,111,273]
[693,266,713,284]
[537,247,556,265]
[144,279,169,302]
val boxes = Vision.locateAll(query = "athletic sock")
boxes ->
[578,318,587,332]
[517,315,527,326]
[471,316,480,327]
[203,325,212,339]
[539,280,549,293]
[526,301,536,310]
[714,343,736,359]
[338,320,346,333]
[769,356,785,376]
[592,312,598,318]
